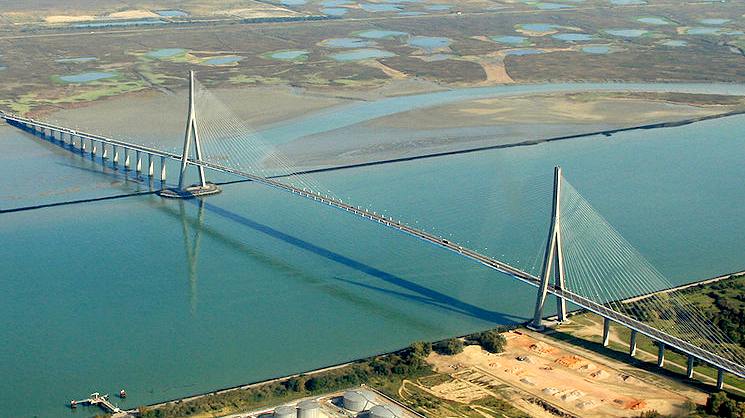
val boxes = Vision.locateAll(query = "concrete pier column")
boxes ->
[102,143,109,160]
[629,330,638,357]
[136,151,142,173]
[602,318,611,347]
[80,136,86,153]
[717,369,725,390]
[49,130,56,141]
[91,140,97,156]
[160,156,167,182]
[124,148,130,170]
[657,343,665,368]
[113,145,119,166]
[686,356,695,379]
[148,154,154,177]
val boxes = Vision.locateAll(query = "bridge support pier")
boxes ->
[687,356,695,379]
[80,135,86,153]
[629,330,637,357]
[602,318,611,347]
[529,166,567,329]
[91,139,97,157]
[160,156,167,183]
[136,151,142,174]
[102,143,109,160]
[717,369,725,390]
[148,154,154,177]
[657,343,665,368]
[113,146,119,166]
[124,148,130,170]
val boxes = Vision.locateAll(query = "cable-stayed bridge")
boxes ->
[2,72,743,389]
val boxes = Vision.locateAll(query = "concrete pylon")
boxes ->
[161,71,220,198]
[529,166,568,329]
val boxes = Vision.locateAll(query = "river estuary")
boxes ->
[1,83,744,417]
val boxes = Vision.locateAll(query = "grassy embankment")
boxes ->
[135,330,523,418]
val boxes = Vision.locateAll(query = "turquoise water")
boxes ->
[330,49,395,61]
[146,48,186,59]
[582,45,612,54]
[267,50,309,61]
[73,19,164,28]
[605,28,648,37]
[4,83,745,417]
[56,57,98,63]
[407,36,452,52]
[322,38,376,48]
[322,0,352,5]
[552,33,593,41]
[492,35,529,45]
[59,72,116,83]
[610,0,645,4]
[699,18,730,25]
[360,3,402,12]
[282,0,307,5]
[356,30,408,39]
[519,23,561,32]
[505,49,544,56]
[203,56,243,65]
[535,2,573,9]
[322,7,348,15]
[156,10,188,17]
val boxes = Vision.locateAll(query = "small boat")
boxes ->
[70,400,77,409]
[119,389,127,399]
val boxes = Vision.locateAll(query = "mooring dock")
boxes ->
[73,393,120,414]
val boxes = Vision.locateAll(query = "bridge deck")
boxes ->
[4,112,744,379]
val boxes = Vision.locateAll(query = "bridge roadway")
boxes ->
[3,112,744,379]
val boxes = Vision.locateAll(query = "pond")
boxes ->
[321,7,348,15]
[505,49,545,56]
[266,50,309,61]
[281,0,307,5]
[518,23,562,33]
[637,17,670,25]
[605,29,648,37]
[330,49,395,61]
[407,36,452,52]
[610,0,646,4]
[492,35,529,45]
[552,33,593,41]
[582,45,612,54]
[156,10,188,17]
[146,48,186,59]
[322,38,376,48]
[356,30,408,39]
[534,3,574,9]
[55,57,97,63]
[699,18,730,25]
[203,56,243,65]
[58,72,116,83]
[73,19,165,28]
[360,3,402,12]
[661,40,687,47]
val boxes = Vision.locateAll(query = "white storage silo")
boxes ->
[297,399,320,418]
[343,390,367,412]
[273,404,297,418]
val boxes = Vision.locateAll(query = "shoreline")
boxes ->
[133,269,744,415]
